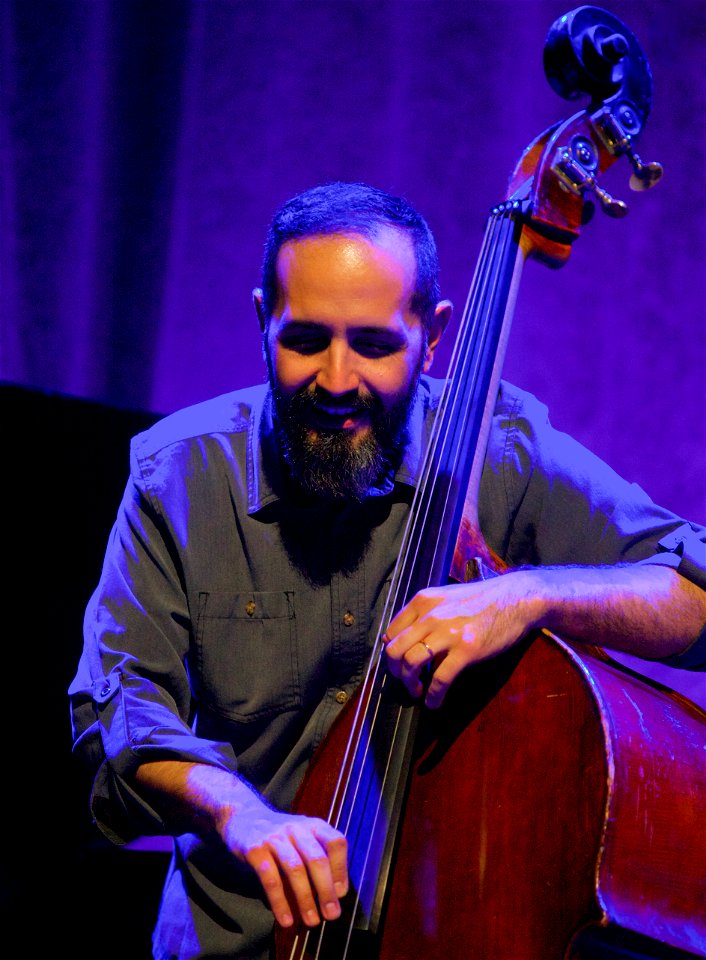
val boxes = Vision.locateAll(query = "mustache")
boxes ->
[288,387,381,419]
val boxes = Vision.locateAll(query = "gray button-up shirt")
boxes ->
[69,376,706,959]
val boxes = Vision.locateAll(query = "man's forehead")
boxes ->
[276,227,416,280]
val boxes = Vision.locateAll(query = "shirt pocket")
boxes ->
[194,590,300,722]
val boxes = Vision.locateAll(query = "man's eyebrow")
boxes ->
[279,317,406,345]
[277,319,328,333]
[280,319,404,336]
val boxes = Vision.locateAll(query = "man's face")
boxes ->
[259,228,445,501]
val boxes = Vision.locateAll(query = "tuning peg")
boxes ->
[592,105,664,192]
[627,149,664,191]
[592,184,629,218]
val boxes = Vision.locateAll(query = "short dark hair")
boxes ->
[260,182,441,331]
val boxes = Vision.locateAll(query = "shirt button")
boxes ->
[335,690,349,704]
[342,612,355,626]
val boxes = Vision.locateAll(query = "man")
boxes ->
[70,182,706,960]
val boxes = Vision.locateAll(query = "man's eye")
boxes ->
[280,335,328,355]
[354,338,400,358]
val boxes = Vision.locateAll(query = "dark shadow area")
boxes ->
[569,923,706,960]
[2,382,166,958]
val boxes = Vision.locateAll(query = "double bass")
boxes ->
[278,7,706,959]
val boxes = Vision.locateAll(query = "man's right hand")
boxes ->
[219,786,349,928]
[132,760,349,928]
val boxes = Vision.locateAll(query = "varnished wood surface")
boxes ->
[281,633,706,959]
[566,643,706,956]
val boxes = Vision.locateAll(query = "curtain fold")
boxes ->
[2,0,703,524]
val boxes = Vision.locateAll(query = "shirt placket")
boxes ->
[329,565,368,706]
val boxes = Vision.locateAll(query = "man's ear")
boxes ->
[253,288,267,332]
[423,299,453,372]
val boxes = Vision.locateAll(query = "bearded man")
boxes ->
[70,182,706,960]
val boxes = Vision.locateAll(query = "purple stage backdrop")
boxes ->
[1,0,704,702]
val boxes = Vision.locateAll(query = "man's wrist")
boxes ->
[509,566,559,635]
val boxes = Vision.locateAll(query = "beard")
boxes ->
[271,376,420,503]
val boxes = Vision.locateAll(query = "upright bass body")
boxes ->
[290,630,706,959]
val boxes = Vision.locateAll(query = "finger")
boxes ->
[269,833,326,927]
[314,826,348,898]
[384,622,426,667]
[424,673,451,710]
[384,597,423,641]
[384,610,415,639]
[386,633,436,697]
[246,846,297,928]
[289,829,343,923]
[424,650,466,709]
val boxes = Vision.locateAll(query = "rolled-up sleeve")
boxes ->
[69,444,237,844]
[638,524,706,669]
[480,383,706,669]
[638,522,706,588]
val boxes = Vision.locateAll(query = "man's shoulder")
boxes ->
[494,380,549,424]
[131,383,269,460]
[420,375,546,413]
[417,374,445,413]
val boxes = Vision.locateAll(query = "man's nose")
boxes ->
[316,341,360,396]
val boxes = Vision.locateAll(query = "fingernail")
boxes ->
[281,913,293,927]
[334,880,347,896]
[305,909,319,926]
[324,901,341,919]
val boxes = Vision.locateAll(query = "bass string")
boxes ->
[299,206,521,960]
[398,207,519,589]
[441,206,523,561]
[365,203,510,672]
[340,200,518,848]
[312,225,496,841]
[368,205,517,645]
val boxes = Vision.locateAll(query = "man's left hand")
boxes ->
[384,573,541,709]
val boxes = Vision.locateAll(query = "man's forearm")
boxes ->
[385,563,705,708]
[531,564,706,660]
[132,760,259,840]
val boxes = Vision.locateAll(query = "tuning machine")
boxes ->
[593,103,664,191]
[554,136,628,218]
